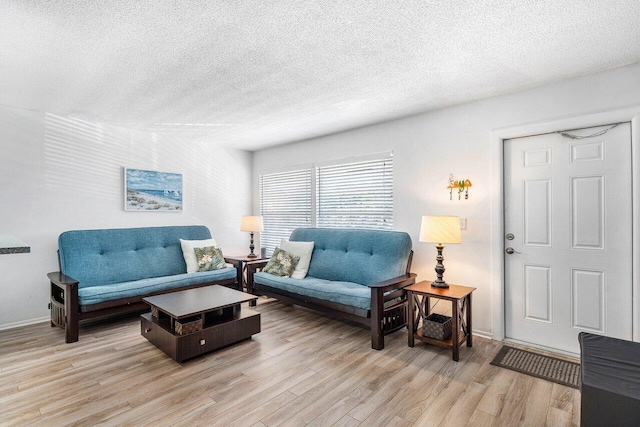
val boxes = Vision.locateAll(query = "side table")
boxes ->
[406,280,476,361]
[224,255,268,293]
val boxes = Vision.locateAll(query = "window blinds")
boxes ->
[259,169,312,254]
[316,156,393,230]
[259,156,394,255]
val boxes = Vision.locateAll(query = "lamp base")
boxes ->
[430,279,449,289]
[247,232,257,259]
[432,244,449,288]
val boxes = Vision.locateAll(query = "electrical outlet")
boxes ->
[459,218,467,230]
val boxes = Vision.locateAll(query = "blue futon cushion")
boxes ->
[57,225,237,308]
[78,268,236,308]
[253,272,370,310]
[58,225,213,287]
[289,228,411,285]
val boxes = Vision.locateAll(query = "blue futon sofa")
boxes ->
[247,228,416,350]
[48,225,237,343]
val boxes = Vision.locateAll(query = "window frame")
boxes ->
[258,152,394,254]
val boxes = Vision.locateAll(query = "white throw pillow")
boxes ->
[180,238,217,273]
[280,239,314,279]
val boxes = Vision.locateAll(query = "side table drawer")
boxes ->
[226,311,260,343]
[141,315,157,342]
[141,309,261,363]
[176,326,224,362]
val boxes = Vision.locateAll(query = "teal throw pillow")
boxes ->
[263,247,300,277]
[194,246,227,272]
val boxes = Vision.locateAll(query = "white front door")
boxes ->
[504,123,633,354]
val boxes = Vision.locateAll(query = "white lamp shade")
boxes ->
[419,215,461,244]
[240,215,264,232]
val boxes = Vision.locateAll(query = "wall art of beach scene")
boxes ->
[124,168,183,211]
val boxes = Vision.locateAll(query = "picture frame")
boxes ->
[124,168,183,212]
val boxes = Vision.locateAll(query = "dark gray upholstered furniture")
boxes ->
[49,225,237,343]
[247,228,416,350]
[579,332,640,426]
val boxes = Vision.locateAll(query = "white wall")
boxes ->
[253,62,640,337]
[0,107,252,329]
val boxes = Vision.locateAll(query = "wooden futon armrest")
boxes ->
[368,273,417,290]
[246,259,269,305]
[369,273,416,350]
[48,271,79,289]
[48,271,80,343]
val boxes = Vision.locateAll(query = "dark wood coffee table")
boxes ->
[141,285,260,362]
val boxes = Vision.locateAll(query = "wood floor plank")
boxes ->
[217,390,297,427]
[439,381,486,427]
[0,300,580,426]
[464,408,496,426]
[571,388,581,426]
[547,382,575,426]
[492,373,534,426]
[395,352,468,422]
[385,415,413,427]
[520,378,553,425]
[145,396,217,426]
[359,381,425,427]
[332,414,362,427]
[263,352,389,426]
[204,366,318,419]
[177,365,318,424]
[360,342,488,426]
[411,342,489,426]
[547,407,573,427]
[348,350,441,422]
[305,386,373,427]
[474,366,517,417]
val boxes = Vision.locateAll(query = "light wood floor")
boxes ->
[0,299,580,426]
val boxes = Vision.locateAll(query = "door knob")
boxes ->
[505,247,521,254]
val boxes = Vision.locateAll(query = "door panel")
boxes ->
[571,269,604,332]
[524,265,552,322]
[571,176,604,249]
[504,123,632,354]
[524,179,551,246]
[571,141,604,162]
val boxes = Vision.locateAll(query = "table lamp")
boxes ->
[419,215,461,288]
[240,215,264,258]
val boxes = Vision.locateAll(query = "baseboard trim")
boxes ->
[473,329,493,340]
[0,316,49,331]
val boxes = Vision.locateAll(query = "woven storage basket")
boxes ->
[422,313,452,340]
[175,317,202,336]
[151,307,159,318]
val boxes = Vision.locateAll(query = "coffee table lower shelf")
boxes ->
[141,309,260,363]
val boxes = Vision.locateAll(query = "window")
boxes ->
[259,169,312,254]
[316,157,393,230]
[259,154,393,254]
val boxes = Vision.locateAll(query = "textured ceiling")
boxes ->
[2,1,640,150]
